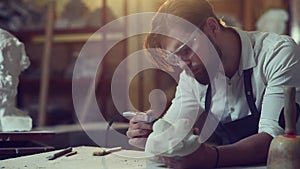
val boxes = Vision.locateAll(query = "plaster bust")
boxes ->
[0,28,31,131]
[256,9,288,34]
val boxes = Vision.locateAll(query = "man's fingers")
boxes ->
[128,138,147,149]
[145,109,163,119]
[193,127,200,135]
[129,121,153,130]
[160,157,177,168]
[126,129,151,138]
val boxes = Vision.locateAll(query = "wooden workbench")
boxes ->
[0,146,266,169]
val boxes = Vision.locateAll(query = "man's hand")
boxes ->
[156,116,218,169]
[159,132,273,168]
[158,143,218,169]
[126,110,159,149]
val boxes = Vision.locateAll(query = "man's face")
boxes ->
[160,29,220,85]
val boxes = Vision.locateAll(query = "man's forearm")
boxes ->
[217,132,273,167]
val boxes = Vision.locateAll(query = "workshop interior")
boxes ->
[0,0,299,165]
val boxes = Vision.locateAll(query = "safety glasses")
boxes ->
[161,30,198,66]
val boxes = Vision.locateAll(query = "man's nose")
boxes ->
[184,60,192,67]
[178,60,192,70]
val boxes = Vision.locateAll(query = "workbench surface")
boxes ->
[0,146,266,169]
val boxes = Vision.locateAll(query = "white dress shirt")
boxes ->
[163,28,300,138]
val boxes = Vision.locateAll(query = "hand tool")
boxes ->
[267,86,300,169]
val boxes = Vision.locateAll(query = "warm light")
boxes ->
[291,25,300,44]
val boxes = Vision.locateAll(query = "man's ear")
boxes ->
[204,17,221,36]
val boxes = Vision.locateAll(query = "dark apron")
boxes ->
[205,69,300,145]
[205,69,259,145]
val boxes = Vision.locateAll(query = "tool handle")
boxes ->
[284,86,297,135]
[47,147,72,160]
[93,147,122,156]
[106,146,122,153]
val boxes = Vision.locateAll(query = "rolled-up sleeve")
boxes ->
[259,40,300,137]
[163,71,207,123]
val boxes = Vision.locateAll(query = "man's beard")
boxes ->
[183,64,210,85]
[193,39,222,85]
[194,68,210,85]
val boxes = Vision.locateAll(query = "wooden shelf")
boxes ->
[13,27,124,44]
[15,0,128,127]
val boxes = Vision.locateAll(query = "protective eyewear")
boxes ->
[162,30,198,66]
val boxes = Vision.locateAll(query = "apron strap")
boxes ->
[205,84,211,114]
[243,69,259,118]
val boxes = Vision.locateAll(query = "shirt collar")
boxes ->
[234,28,256,76]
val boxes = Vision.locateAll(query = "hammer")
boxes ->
[267,86,300,169]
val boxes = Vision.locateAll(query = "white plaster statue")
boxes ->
[0,28,31,131]
[145,118,201,157]
[256,9,289,35]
